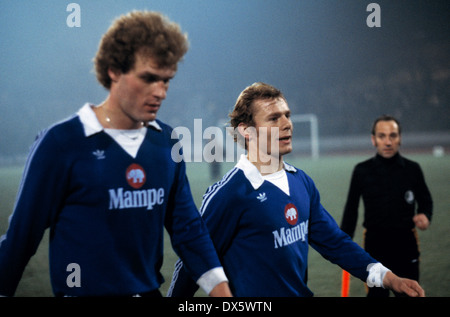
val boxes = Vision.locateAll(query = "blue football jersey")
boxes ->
[0,104,221,296]
[169,155,378,297]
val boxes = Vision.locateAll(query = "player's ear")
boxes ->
[238,123,257,142]
[371,134,376,147]
[237,123,250,141]
[108,67,121,84]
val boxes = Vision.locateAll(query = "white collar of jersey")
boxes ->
[77,103,162,137]
[235,154,297,190]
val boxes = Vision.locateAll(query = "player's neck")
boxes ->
[95,98,144,130]
[247,151,284,176]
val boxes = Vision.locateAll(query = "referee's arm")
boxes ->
[340,168,361,238]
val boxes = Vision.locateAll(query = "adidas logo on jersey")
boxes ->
[257,192,267,202]
[92,149,105,160]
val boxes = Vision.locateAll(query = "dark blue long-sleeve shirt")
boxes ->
[169,155,379,297]
[0,104,222,296]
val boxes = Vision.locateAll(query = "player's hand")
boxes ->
[209,281,233,297]
[413,214,430,230]
[382,271,425,297]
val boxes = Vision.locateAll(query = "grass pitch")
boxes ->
[0,153,449,297]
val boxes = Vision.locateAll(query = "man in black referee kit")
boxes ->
[340,115,433,297]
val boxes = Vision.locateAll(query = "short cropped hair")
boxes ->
[229,82,286,147]
[371,115,402,135]
[94,11,189,89]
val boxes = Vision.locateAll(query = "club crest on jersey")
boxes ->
[272,203,307,249]
[126,163,146,189]
[284,203,298,225]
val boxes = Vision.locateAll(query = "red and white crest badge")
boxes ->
[126,163,146,189]
[284,203,298,225]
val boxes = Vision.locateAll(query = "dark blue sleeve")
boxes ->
[167,259,199,297]
[168,175,241,296]
[305,173,378,282]
[200,178,244,256]
[0,129,69,296]
[164,158,222,283]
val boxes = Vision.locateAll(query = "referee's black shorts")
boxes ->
[364,228,420,297]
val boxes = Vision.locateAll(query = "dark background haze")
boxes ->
[1,0,449,159]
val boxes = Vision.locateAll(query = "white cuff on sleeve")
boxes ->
[366,263,391,288]
[196,267,228,295]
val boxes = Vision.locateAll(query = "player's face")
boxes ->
[251,98,293,158]
[108,54,176,128]
[371,120,401,158]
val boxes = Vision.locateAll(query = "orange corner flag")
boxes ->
[341,270,350,297]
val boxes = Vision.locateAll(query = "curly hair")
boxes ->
[94,11,189,89]
[229,82,286,148]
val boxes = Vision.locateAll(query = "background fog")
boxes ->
[1,0,449,160]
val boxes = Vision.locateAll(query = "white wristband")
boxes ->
[196,267,228,295]
[366,263,391,288]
